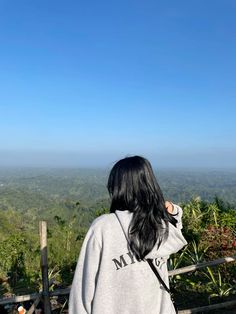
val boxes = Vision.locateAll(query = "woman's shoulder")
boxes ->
[90,212,116,232]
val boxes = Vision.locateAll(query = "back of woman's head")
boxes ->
[108,156,162,212]
[107,156,177,260]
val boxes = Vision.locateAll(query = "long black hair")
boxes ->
[107,156,177,260]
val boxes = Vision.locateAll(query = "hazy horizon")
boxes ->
[0,149,236,170]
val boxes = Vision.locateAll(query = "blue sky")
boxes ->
[0,0,236,168]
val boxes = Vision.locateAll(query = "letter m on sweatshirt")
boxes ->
[112,255,128,270]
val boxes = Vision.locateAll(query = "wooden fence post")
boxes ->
[39,221,51,314]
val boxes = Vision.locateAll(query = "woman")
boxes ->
[69,156,187,314]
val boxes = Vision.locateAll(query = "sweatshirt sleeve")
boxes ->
[69,227,101,314]
[172,203,184,229]
[148,204,187,259]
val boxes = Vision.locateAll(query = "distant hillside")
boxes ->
[156,169,236,204]
[0,168,236,222]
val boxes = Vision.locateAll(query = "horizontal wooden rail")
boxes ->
[51,287,70,296]
[168,255,236,276]
[178,299,236,313]
[0,288,71,305]
[0,292,40,305]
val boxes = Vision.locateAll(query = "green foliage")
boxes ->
[181,197,204,242]
[95,207,109,217]
[168,247,187,272]
[184,240,209,264]
[168,246,188,286]
[0,210,86,295]
[204,267,234,302]
[170,197,236,309]
[220,210,236,229]
[0,227,40,294]
[49,215,82,267]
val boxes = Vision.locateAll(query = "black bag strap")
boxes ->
[146,258,170,293]
[146,259,178,313]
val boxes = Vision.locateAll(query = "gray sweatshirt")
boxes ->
[69,204,187,314]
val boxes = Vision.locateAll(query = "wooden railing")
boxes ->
[169,255,236,313]
[0,221,235,313]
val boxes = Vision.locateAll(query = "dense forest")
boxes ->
[1,168,236,217]
[0,168,235,312]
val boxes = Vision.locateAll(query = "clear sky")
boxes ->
[0,0,236,168]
